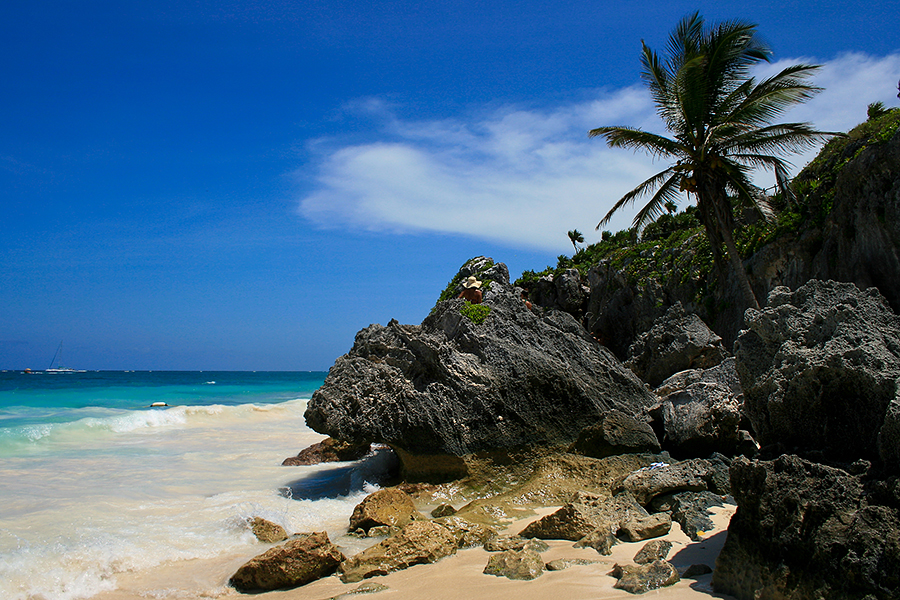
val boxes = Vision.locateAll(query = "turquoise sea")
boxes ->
[0,371,395,600]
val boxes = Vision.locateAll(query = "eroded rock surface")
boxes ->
[304,259,656,476]
[339,521,458,583]
[348,488,423,534]
[713,454,900,600]
[735,280,900,468]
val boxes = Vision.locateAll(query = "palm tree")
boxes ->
[568,229,585,252]
[590,12,831,309]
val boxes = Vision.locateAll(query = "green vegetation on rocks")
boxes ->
[460,301,491,325]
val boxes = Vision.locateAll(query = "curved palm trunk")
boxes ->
[698,183,761,311]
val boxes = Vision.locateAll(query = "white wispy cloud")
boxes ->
[297,52,900,252]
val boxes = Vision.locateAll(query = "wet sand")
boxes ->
[96,504,738,600]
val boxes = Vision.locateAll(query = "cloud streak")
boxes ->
[298,52,900,252]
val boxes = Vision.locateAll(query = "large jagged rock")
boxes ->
[569,409,661,458]
[305,259,656,478]
[615,459,718,506]
[626,302,729,387]
[713,454,900,600]
[338,521,458,583]
[229,531,345,593]
[653,358,745,457]
[735,280,900,468]
[650,491,725,541]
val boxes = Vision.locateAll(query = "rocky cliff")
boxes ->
[305,259,656,479]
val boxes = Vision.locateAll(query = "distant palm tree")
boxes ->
[568,229,585,252]
[590,12,831,308]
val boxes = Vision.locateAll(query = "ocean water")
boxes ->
[0,371,395,600]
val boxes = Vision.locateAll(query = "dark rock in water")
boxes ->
[615,459,716,506]
[650,491,724,541]
[625,302,729,388]
[229,531,345,593]
[618,512,672,542]
[569,409,661,459]
[248,517,289,544]
[348,488,423,533]
[653,358,745,457]
[282,438,372,466]
[613,559,680,594]
[430,503,456,518]
[305,259,656,478]
[483,548,545,580]
[735,280,900,469]
[634,539,673,564]
[713,454,900,600]
[339,521,458,583]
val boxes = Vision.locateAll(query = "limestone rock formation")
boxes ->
[518,491,649,541]
[618,512,672,542]
[305,259,656,478]
[713,454,900,600]
[348,488,423,534]
[339,521,458,583]
[735,280,900,468]
[654,358,744,457]
[615,459,719,506]
[650,490,725,541]
[569,409,661,459]
[613,559,680,594]
[483,548,545,580]
[626,302,729,387]
[229,531,345,593]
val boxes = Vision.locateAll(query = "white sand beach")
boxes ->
[95,504,738,600]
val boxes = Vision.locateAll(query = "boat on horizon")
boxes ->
[44,341,86,373]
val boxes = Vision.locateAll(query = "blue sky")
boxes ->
[2,1,899,371]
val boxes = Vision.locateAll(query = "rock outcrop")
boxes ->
[653,358,746,457]
[569,409,661,459]
[305,259,656,479]
[713,454,900,600]
[613,559,680,594]
[735,280,900,468]
[625,302,729,387]
[229,531,345,593]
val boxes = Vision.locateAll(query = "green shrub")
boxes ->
[460,301,491,325]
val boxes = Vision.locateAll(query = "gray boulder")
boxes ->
[573,528,618,555]
[626,302,729,387]
[305,259,656,478]
[650,491,724,541]
[615,459,716,506]
[229,531,345,593]
[654,358,744,457]
[735,280,900,468]
[569,409,661,458]
[713,454,900,600]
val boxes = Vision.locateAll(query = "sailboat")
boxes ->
[45,341,86,373]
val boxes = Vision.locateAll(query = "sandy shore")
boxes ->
[96,504,738,600]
